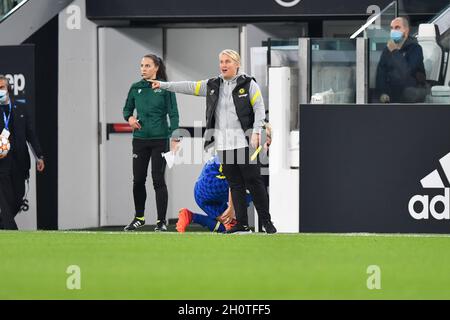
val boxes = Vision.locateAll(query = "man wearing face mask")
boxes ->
[0,75,44,230]
[376,17,427,104]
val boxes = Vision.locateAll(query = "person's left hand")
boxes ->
[251,133,260,149]
[380,94,390,104]
[37,159,45,172]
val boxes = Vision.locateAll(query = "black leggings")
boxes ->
[218,147,271,226]
[132,138,168,221]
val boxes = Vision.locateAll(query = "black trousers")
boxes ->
[132,138,168,221]
[218,147,271,226]
[12,169,27,217]
[0,173,18,230]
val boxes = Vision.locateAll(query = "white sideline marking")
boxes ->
[3,231,450,239]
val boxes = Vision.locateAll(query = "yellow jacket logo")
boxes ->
[238,88,248,98]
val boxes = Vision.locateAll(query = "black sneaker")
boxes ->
[224,223,252,234]
[124,217,145,231]
[154,220,167,232]
[261,220,277,234]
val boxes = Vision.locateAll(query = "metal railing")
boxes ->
[0,0,26,22]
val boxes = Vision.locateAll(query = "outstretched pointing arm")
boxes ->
[150,79,207,97]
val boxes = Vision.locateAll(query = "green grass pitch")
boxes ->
[1,231,450,299]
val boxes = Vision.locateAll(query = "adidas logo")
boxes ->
[408,152,450,220]
[274,0,301,8]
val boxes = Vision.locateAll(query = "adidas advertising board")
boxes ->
[408,153,450,220]
[300,105,450,234]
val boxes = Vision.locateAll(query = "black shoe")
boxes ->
[124,217,145,231]
[225,223,252,234]
[154,220,167,232]
[261,220,277,234]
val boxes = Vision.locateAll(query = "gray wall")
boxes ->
[58,0,99,229]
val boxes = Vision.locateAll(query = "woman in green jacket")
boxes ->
[123,54,180,232]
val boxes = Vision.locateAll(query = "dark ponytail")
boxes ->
[144,54,168,81]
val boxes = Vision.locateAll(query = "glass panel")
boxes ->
[351,1,397,40]
[369,36,430,104]
[365,2,450,104]
[310,39,357,104]
[369,29,450,104]
[0,0,27,21]
[365,2,397,40]
[368,39,388,103]
[250,39,299,130]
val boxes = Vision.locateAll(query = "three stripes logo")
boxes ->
[408,152,450,220]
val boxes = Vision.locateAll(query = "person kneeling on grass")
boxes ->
[176,154,252,233]
[177,123,272,233]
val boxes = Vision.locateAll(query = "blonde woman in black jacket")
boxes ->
[151,50,276,234]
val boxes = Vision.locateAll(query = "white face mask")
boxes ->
[0,90,8,104]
